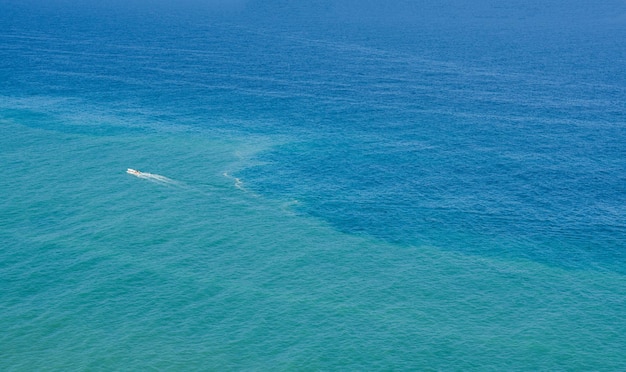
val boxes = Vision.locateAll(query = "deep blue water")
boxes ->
[2,1,626,370]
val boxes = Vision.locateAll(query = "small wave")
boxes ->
[223,172,245,190]
[234,177,244,190]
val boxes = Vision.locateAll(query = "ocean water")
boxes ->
[1,1,626,370]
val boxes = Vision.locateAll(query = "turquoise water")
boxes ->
[2,1,626,370]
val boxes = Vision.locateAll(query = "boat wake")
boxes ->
[127,168,181,187]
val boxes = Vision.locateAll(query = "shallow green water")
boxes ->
[2,121,625,370]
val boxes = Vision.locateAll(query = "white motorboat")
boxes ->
[127,168,142,176]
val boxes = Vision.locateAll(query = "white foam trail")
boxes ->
[127,168,182,187]
[138,172,180,185]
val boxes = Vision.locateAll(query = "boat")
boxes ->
[127,168,142,176]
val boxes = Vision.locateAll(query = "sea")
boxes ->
[1,0,625,370]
